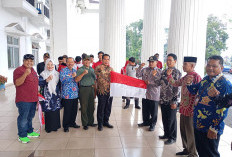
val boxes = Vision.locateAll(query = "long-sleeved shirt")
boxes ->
[214,93,232,108]
[60,67,78,99]
[160,67,181,105]
[126,64,139,78]
[168,71,201,116]
[136,66,161,101]
[187,74,232,135]
[39,76,61,112]
[95,64,113,95]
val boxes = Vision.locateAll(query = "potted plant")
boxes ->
[0,75,7,91]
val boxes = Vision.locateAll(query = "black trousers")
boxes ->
[142,99,158,126]
[126,97,139,106]
[160,102,177,140]
[97,94,113,125]
[62,98,78,129]
[194,129,221,157]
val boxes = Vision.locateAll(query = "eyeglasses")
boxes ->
[23,54,34,60]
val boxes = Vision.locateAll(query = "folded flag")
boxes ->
[37,94,45,133]
[110,71,147,98]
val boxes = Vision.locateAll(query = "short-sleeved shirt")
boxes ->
[92,61,102,69]
[126,64,139,78]
[95,64,113,95]
[60,67,78,99]
[13,65,39,103]
[76,66,96,86]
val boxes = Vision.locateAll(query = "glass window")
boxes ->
[32,49,39,66]
[7,35,20,69]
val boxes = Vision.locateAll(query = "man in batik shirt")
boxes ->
[136,56,162,131]
[95,54,114,131]
[60,57,80,132]
[186,55,232,157]
[167,57,201,156]
[159,53,181,145]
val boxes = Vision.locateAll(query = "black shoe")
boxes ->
[138,123,150,127]
[98,125,103,131]
[123,105,129,109]
[64,128,69,132]
[135,105,141,109]
[46,130,51,133]
[70,124,80,128]
[159,135,168,139]
[103,123,114,128]
[164,139,176,145]
[88,124,97,127]
[176,151,189,156]
[83,126,88,130]
[148,125,155,131]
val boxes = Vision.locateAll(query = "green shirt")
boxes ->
[76,66,96,86]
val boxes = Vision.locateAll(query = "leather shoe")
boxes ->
[138,123,150,127]
[164,139,176,145]
[83,126,88,130]
[103,123,114,128]
[159,135,168,139]
[123,105,129,109]
[64,128,69,132]
[88,124,97,127]
[70,124,80,128]
[98,125,103,131]
[176,151,189,155]
[135,105,141,109]
[148,125,155,131]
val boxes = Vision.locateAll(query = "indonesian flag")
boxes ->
[37,94,45,133]
[110,71,147,98]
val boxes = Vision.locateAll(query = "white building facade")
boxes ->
[0,0,50,84]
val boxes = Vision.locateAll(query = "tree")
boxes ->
[206,15,229,60]
[126,19,143,62]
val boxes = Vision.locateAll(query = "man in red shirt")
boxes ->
[155,53,163,69]
[92,51,104,69]
[13,54,40,143]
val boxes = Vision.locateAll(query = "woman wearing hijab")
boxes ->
[39,59,61,133]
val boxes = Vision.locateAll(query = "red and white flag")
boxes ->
[110,71,147,98]
[37,94,45,133]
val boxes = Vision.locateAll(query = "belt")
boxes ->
[80,85,93,87]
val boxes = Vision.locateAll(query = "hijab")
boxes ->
[40,59,59,95]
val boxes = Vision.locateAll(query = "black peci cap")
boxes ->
[184,57,197,63]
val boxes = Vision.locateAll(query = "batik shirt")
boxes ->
[160,68,181,105]
[95,64,113,95]
[168,71,202,116]
[39,76,61,112]
[187,74,232,135]
[136,66,162,101]
[60,67,78,99]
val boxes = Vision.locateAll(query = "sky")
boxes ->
[125,0,232,58]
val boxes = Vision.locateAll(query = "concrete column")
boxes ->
[99,0,126,72]
[141,0,166,63]
[50,0,68,63]
[167,0,208,76]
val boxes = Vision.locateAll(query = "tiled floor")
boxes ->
[0,85,232,157]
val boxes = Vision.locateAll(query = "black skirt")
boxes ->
[44,110,61,132]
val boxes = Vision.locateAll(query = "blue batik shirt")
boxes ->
[187,73,232,135]
[60,67,78,99]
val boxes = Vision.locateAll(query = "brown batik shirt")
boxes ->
[95,64,113,95]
